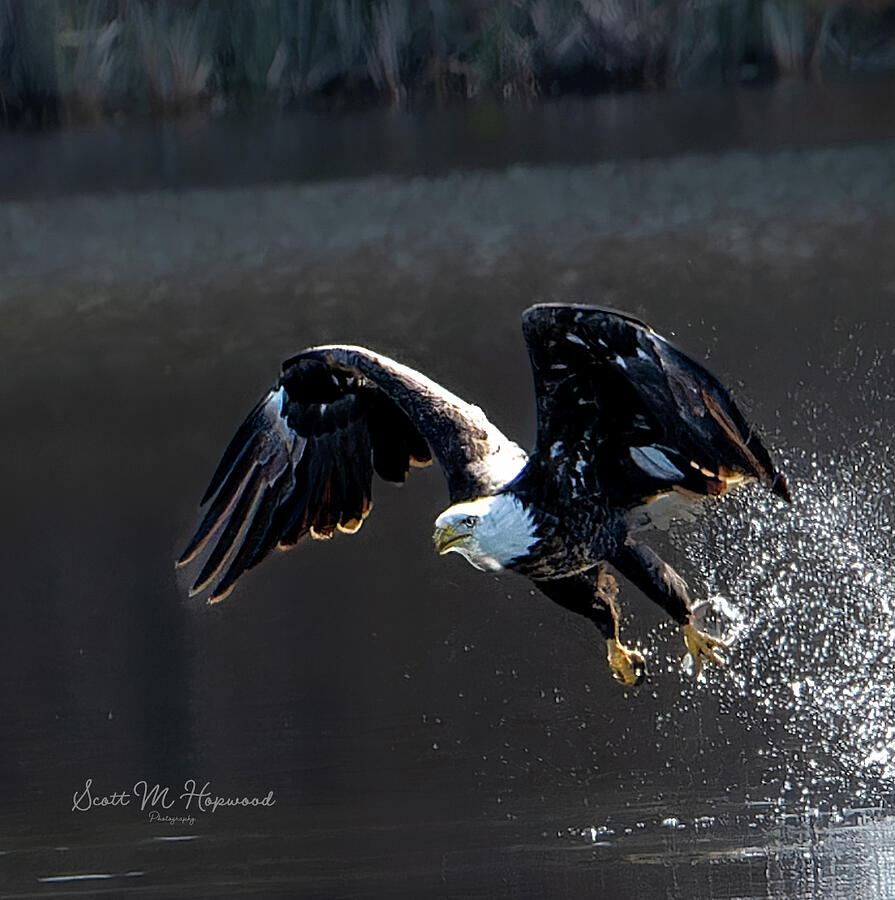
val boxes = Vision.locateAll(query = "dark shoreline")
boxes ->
[5,0,894,129]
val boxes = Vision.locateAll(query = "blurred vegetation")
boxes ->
[0,0,894,126]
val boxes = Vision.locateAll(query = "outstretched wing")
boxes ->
[178,346,527,601]
[519,304,790,510]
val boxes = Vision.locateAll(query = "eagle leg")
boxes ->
[614,539,727,679]
[534,568,645,686]
[595,566,646,687]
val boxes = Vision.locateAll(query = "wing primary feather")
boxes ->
[189,467,266,597]
[700,389,766,475]
[177,429,266,567]
[199,396,272,505]
[274,443,318,548]
[700,387,790,501]
[333,429,370,528]
[207,471,293,602]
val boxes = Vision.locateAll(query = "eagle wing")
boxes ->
[520,304,790,510]
[178,346,527,601]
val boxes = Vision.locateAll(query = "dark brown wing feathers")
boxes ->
[521,304,790,508]
[179,346,525,601]
[178,362,425,601]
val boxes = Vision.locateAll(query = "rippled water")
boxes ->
[2,91,895,897]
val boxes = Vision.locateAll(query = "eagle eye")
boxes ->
[462,516,477,528]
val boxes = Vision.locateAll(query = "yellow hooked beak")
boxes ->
[433,524,472,555]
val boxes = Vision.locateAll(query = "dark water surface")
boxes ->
[2,90,895,897]
[4,78,895,201]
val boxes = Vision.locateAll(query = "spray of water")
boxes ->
[668,349,895,807]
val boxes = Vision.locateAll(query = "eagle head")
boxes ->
[433,493,537,573]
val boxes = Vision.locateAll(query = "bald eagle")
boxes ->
[178,305,790,685]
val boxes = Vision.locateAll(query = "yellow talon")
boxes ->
[682,622,728,678]
[606,639,646,686]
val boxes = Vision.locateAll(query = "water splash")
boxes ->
[669,431,895,803]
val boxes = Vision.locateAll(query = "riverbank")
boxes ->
[5,0,894,128]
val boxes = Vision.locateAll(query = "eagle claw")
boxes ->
[681,622,727,679]
[606,639,646,687]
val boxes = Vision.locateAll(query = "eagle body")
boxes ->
[179,305,790,684]
[497,491,622,582]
